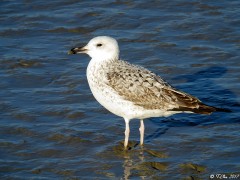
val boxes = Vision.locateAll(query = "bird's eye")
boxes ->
[96,43,102,47]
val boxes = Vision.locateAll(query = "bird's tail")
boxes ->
[170,103,231,115]
[193,104,231,115]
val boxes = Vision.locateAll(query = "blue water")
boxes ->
[1,1,240,179]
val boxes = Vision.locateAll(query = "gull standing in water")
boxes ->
[68,36,230,149]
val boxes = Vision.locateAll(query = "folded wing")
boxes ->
[107,61,218,114]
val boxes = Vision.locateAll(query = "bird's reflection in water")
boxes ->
[113,141,168,180]
[122,142,145,180]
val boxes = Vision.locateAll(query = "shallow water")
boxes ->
[1,0,240,179]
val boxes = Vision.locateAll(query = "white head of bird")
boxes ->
[69,36,119,62]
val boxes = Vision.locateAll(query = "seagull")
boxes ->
[68,36,230,149]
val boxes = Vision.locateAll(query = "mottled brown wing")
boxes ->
[106,63,203,111]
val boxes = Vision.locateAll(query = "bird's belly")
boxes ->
[88,78,133,117]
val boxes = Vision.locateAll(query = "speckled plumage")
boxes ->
[69,36,230,149]
[106,60,201,110]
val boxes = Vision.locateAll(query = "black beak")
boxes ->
[68,46,88,55]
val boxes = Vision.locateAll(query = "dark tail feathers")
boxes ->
[190,104,231,114]
[171,103,231,115]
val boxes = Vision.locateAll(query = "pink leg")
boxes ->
[124,118,130,149]
[139,119,145,146]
